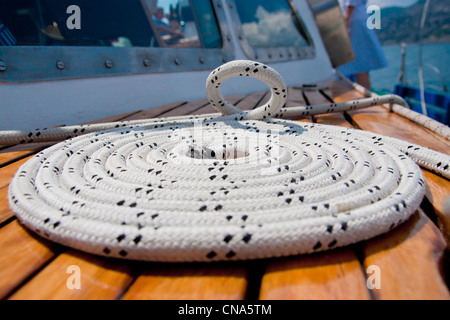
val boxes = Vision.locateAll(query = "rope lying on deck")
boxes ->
[5,60,450,262]
[2,77,450,145]
[335,69,450,141]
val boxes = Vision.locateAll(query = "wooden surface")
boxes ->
[259,248,371,300]
[0,81,449,300]
[122,263,249,300]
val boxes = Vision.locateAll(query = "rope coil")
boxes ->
[7,60,450,262]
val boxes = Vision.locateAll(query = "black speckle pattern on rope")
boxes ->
[7,60,450,262]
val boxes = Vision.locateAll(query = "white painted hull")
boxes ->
[0,0,335,130]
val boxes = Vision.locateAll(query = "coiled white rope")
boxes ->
[6,60,450,262]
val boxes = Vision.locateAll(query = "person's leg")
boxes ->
[355,72,371,90]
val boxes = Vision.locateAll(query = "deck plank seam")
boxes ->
[176,102,212,117]
[319,89,335,103]
[151,101,189,119]
[419,195,450,246]
[0,214,15,230]
[251,91,269,110]
[119,101,188,122]
[301,89,311,106]
[353,243,376,300]
[115,263,147,300]
[0,150,42,169]
[232,94,254,110]
[243,260,266,301]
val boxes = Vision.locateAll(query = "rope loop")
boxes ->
[206,60,287,120]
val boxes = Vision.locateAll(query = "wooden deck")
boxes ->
[0,80,449,300]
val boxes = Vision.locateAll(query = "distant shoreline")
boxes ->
[376,0,449,46]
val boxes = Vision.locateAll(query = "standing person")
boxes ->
[338,0,388,89]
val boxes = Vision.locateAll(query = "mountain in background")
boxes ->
[376,0,450,44]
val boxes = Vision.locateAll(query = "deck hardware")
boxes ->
[199,57,205,64]
[143,58,151,67]
[174,58,181,65]
[104,60,113,68]
[0,59,6,72]
[56,60,65,70]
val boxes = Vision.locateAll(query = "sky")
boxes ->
[367,0,419,8]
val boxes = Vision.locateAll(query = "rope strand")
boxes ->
[335,69,450,141]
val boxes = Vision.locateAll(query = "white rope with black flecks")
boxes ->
[7,60,450,262]
[2,72,450,145]
[335,69,450,140]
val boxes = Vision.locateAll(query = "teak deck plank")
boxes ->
[118,101,188,121]
[347,108,450,237]
[0,150,36,167]
[0,82,449,300]
[333,82,450,236]
[231,90,269,111]
[302,87,332,105]
[156,99,210,118]
[330,80,450,152]
[123,264,249,300]
[82,110,144,124]
[286,87,307,105]
[326,82,450,299]
[259,94,369,300]
[362,210,450,300]
[190,94,247,115]
[0,108,164,300]
[301,87,354,128]
[421,170,450,243]
[9,250,135,300]
[0,99,254,301]
[0,186,13,224]
[348,105,449,154]
[314,114,354,128]
[259,112,370,300]
[0,156,33,189]
[120,92,270,301]
[329,80,365,102]
[188,94,249,116]
[259,248,371,300]
[0,220,57,299]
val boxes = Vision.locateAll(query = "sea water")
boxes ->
[370,42,450,94]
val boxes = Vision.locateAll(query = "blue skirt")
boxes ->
[338,17,388,76]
